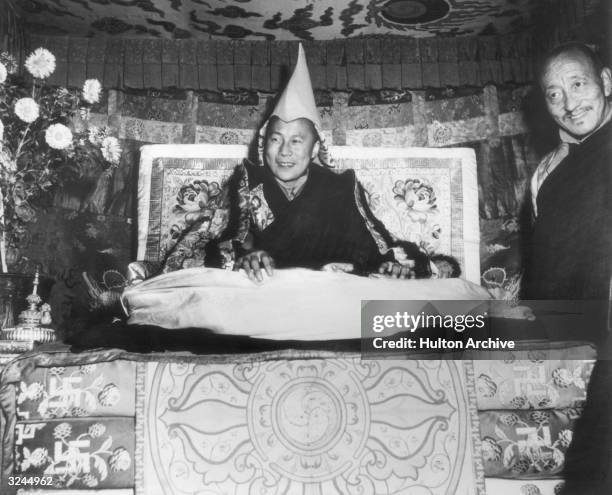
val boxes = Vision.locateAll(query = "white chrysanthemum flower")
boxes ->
[25,48,56,79]
[45,123,73,150]
[101,136,122,164]
[0,63,7,84]
[14,98,40,123]
[82,78,102,104]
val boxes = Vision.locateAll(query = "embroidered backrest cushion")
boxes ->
[137,144,480,282]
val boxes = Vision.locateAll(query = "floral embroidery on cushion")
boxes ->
[21,447,49,470]
[482,437,502,462]
[554,366,588,390]
[529,410,550,425]
[390,178,443,254]
[481,409,577,478]
[509,395,528,409]
[17,419,133,489]
[162,178,232,270]
[18,382,44,402]
[88,423,106,438]
[499,413,520,426]
[163,240,207,271]
[475,359,592,410]
[520,483,542,495]
[557,429,573,448]
[219,131,240,145]
[98,383,121,407]
[53,423,72,440]
[174,180,223,224]
[554,482,565,494]
[532,394,554,409]
[393,179,438,222]
[18,370,121,419]
[528,350,547,364]
[477,373,497,398]
[109,447,132,472]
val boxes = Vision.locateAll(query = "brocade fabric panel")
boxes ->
[474,347,595,410]
[13,417,135,490]
[485,478,565,495]
[480,408,580,478]
[16,361,136,420]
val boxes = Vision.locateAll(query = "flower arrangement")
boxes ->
[0,48,122,272]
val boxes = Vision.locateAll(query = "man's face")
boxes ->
[541,51,611,138]
[264,118,318,188]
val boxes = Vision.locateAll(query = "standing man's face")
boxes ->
[265,118,319,188]
[541,51,612,138]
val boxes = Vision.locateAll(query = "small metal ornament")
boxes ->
[0,269,56,343]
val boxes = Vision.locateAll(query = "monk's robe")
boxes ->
[242,161,430,275]
[523,121,612,495]
[523,119,612,302]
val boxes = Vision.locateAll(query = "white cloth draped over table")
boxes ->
[121,268,491,340]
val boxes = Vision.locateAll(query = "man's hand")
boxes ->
[376,260,416,279]
[234,250,275,282]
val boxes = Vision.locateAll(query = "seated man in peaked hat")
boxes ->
[231,44,437,282]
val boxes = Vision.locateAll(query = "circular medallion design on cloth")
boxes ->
[146,358,470,494]
[249,368,368,482]
[272,379,345,453]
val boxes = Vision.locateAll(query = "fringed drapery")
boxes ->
[25,33,537,92]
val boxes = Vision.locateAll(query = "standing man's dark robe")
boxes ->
[523,119,612,303]
[523,120,612,495]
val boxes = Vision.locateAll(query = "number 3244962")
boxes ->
[8,476,54,486]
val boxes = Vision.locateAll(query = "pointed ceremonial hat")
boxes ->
[270,43,322,129]
[258,43,333,167]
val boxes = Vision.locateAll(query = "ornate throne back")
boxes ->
[137,144,480,283]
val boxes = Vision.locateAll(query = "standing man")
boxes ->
[524,43,612,495]
[524,42,612,303]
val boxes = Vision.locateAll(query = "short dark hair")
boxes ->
[538,42,605,86]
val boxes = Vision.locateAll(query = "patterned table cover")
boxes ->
[0,348,485,495]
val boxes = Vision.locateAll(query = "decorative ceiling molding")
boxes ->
[14,0,597,41]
